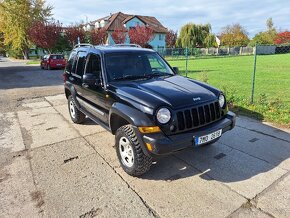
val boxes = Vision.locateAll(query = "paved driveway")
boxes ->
[1,60,290,217]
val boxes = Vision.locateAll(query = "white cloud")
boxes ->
[46,0,290,37]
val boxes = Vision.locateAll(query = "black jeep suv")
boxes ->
[64,44,236,176]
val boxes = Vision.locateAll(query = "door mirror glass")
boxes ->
[172,67,179,74]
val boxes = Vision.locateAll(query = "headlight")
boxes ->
[156,108,171,124]
[219,94,225,108]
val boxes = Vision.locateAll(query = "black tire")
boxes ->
[115,125,152,176]
[68,95,85,124]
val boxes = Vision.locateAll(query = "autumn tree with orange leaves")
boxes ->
[220,24,249,46]
[274,31,290,45]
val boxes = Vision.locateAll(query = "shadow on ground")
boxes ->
[229,104,264,121]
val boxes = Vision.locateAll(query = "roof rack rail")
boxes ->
[74,43,94,49]
[112,44,141,48]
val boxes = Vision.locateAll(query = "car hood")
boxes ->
[111,75,218,109]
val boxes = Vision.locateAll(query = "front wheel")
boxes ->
[115,125,152,176]
[68,96,85,124]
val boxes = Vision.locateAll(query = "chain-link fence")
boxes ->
[158,45,290,125]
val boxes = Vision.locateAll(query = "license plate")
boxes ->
[195,129,222,146]
[57,64,61,66]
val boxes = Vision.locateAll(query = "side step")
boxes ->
[79,108,111,133]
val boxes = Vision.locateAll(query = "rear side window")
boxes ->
[75,51,87,76]
[65,52,77,73]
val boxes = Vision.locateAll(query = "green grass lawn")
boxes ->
[167,54,290,126]
[26,60,40,65]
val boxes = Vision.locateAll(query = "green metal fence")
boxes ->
[158,45,290,125]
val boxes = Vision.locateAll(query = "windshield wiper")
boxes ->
[146,72,173,78]
[113,75,149,81]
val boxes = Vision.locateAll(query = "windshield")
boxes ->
[105,52,174,82]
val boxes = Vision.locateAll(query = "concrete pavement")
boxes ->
[1,94,290,217]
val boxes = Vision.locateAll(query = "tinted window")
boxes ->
[51,55,64,59]
[85,54,102,77]
[65,52,77,73]
[75,51,87,76]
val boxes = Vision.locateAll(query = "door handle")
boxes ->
[69,76,74,81]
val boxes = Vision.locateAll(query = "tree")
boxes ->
[220,24,249,46]
[166,30,177,48]
[250,18,277,45]
[111,27,127,44]
[176,23,215,48]
[274,31,290,44]
[53,34,71,52]
[65,26,86,47]
[0,32,5,55]
[266,18,274,31]
[28,20,62,53]
[128,25,153,47]
[0,0,52,59]
[204,34,217,48]
[90,28,107,45]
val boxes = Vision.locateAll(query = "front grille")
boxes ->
[176,101,221,131]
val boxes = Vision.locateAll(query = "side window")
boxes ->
[75,51,87,76]
[85,54,102,78]
[65,52,77,73]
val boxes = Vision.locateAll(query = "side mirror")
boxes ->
[82,74,100,87]
[173,67,179,74]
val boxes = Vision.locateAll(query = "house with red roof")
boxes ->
[84,12,168,50]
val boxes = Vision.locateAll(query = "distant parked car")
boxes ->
[40,54,66,70]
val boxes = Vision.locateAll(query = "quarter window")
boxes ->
[75,51,87,76]
[65,52,77,73]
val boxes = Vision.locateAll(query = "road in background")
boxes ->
[0,58,64,113]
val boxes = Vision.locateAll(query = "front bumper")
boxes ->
[135,111,236,156]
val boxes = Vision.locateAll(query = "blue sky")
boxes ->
[47,0,290,37]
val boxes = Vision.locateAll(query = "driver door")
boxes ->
[80,53,108,123]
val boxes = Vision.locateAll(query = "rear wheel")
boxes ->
[115,125,152,176]
[68,96,85,124]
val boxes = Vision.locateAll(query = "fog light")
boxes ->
[138,126,161,133]
[146,143,153,151]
